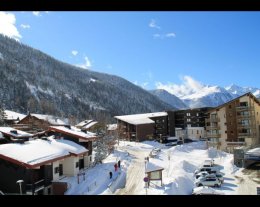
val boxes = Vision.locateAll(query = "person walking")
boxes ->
[109,171,113,179]
[118,160,121,168]
[114,163,118,172]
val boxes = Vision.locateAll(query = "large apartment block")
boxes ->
[174,107,212,129]
[114,112,175,142]
[206,93,260,152]
[174,107,211,140]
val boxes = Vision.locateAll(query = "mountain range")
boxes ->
[151,84,260,109]
[0,34,173,124]
[1,34,259,123]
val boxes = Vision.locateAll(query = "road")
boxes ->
[115,146,149,195]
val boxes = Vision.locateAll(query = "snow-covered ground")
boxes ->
[64,141,259,195]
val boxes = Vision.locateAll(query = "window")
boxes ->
[225,131,227,134]
[196,113,199,116]
[187,119,191,122]
[187,124,191,128]
[229,105,232,109]
[76,162,79,168]
[197,130,199,134]
[240,102,248,107]
[54,167,59,174]
[187,113,191,116]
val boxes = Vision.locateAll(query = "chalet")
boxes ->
[0,127,33,144]
[107,124,117,136]
[48,126,98,169]
[75,119,105,134]
[4,110,26,126]
[115,112,175,142]
[14,113,69,134]
[0,137,88,195]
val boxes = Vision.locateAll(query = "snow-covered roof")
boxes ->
[107,124,117,131]
[0,127,33,138]
[115,112,167,125]
[29,113,68,125]
[0,139,70,168]
[82,121,98,130]
[4,110,26,120]
[145,162,164,173]
[47,136,88,155]
[75,120,94,128]
[192,186,225,195]
[49,126,98,141]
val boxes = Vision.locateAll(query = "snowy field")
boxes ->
[64,141,258,195]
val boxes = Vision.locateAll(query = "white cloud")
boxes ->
[20,24,30,29]
[153,32,176,39]
[149,19,160,29]
[0,12,22,41]
[155,75,205,98]
[76,56,92,69]
[165,32,176,38]
[71,50,78,56]
[132,80,149,89]
[32,12,41,17]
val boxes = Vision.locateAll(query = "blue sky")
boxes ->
[1,11,260,92]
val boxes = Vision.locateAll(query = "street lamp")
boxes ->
[16,180,24,195]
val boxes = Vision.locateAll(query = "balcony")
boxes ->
[206,125,220,130]
[206,117,219,123]
[236,106,254,111]
[236,114,252,119]
[237,124,253,129]
[206,133,220,138]
[238,132,252,137]
[26,179,44,195]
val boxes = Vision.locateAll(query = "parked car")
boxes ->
[203,159,214,167]
[194,166,219,175]
[214,173,224,183]
[195,176,222,187]
[165,137,178,146]
[195,171,209,179]
[184,138,194,143]
[149,148,161,158]
[192,186,225,195]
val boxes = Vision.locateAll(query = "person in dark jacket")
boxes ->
[114,163,118,172]
[109,171,113,179]
[118,160,121,168]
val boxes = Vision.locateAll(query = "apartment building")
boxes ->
[206,92,260,153]
[174,107,211,140]
[114,112,175,142]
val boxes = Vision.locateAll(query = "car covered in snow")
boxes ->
[195,175,222,187]
[194,166,220,175]
[192,186,225,195]
[195,171,209,179]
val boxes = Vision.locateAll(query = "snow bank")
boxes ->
[169,176,194,195]
[108,170,126,193]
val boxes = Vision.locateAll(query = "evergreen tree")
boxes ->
[0,104,6,126]
[94,134,116,164]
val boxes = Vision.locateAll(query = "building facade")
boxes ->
[115,112,175,142]
[206,93,260,153]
